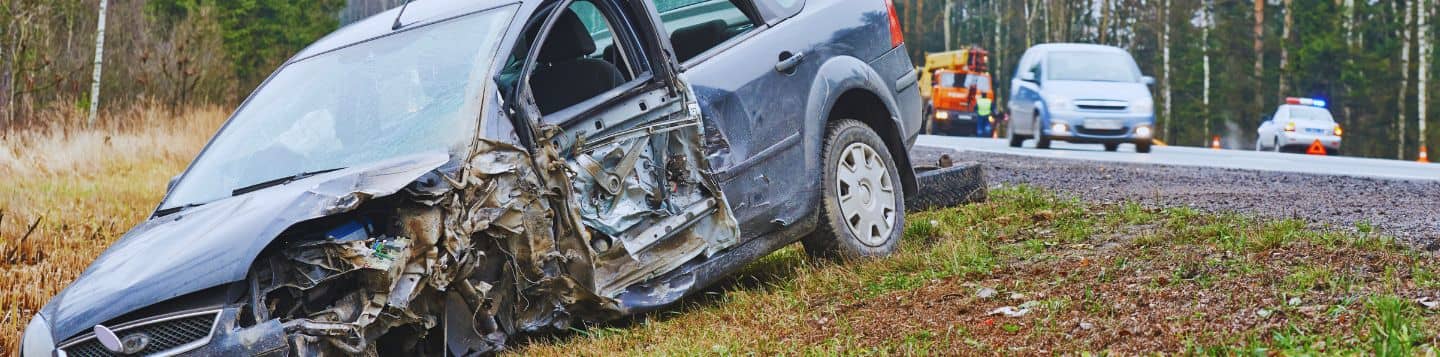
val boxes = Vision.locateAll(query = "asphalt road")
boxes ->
[911,135,1440,244]
[917,135,1440,182]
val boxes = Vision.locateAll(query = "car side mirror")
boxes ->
[1019,71,1037,83]
[167,174,181,194]
[1142,76,1156,86]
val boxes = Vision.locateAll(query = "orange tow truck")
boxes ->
[918,47,995,137]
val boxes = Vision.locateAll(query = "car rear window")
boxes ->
[1287,106,1335,122]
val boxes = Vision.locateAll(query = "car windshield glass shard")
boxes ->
[160,7,514,210]
[1046,51,1139,83]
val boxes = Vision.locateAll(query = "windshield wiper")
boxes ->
[232,167,347,196]
[155,203,205,217]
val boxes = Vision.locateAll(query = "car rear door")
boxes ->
[654,0,805,236]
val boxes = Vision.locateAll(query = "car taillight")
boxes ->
[884,0,904,48]
[1284,122,1296,132]
[1334,125,1344,136]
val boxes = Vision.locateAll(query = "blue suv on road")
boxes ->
[1007,43,1157,153]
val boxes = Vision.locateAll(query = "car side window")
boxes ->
[656,0,759,63]
[517,0,652,115]
[752,0,804,23]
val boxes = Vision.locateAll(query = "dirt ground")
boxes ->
[911,147,1440,246]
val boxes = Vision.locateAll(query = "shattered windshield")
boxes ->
[162,7,514,211]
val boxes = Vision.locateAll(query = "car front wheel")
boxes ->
[803,119,905,260]
[1034,112,1051,149]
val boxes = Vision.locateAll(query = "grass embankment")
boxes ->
[0,107,226,352]
[519,187,1440,355]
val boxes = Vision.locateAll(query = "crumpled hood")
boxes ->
[1043,80,1152,102]
[39,152,450,341]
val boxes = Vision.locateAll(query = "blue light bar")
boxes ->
[1286,97,1327,108]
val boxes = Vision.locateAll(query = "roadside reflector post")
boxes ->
[1211,136,1221,150]
[1306,140,1328,156]
[1421,146,1431,163]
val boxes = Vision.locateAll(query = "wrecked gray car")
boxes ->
[22,0,922,355]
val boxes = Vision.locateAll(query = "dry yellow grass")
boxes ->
[0,106,226,352]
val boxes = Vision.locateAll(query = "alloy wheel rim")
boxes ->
[835,142,896,246]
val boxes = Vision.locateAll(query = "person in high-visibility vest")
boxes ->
[975,93,994,137]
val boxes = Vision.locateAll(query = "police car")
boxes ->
[1255,97,1343,155]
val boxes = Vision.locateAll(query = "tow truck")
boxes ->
[919,47,996,137]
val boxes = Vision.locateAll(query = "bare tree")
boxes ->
[1278,0,1292,98]
[1203,0,1213,143]
[1400,0,1414,159]
[86,0,108,127]
[1162,0,1172,143]
[1420,0,1430,155]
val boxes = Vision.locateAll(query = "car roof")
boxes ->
[293,0,523,61]
[1028,43,1130,55]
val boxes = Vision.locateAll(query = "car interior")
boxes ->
[500,0,758,116]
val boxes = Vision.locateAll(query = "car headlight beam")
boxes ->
[22,315,56,357]
[1135,125,1153,138]
[1050,123,1070,134]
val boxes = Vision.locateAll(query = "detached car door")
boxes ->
[506,0,740,298]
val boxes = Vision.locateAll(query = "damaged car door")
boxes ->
[508,0,741,305]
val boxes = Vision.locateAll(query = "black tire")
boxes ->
[1136,142,1153,154]
[908,164,987,212]
[1008,128,1025,147]
[1033,112,1051,149]
[1104,143,1120,152]
[803,119,906,261]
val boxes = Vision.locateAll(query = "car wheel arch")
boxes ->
[801,56,918,199]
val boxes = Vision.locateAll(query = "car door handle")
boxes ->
[775,51,805,74]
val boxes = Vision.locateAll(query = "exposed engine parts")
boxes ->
[245,112,738,355]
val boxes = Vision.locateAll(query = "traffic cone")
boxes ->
[1420,146,1430,163]
[1211,136,1221,150]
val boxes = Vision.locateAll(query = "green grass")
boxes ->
[517,186,1440,355]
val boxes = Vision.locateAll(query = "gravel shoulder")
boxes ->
[911,147,1440,246]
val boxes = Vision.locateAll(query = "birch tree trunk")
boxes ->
[1400,0,1414,159]
[1162,0,1172,143]
[1420,0,1430,154]
[1024,0,1033,48]
[1204,0,1213,144]
[944,0,954,51]
[86,0,108,127]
